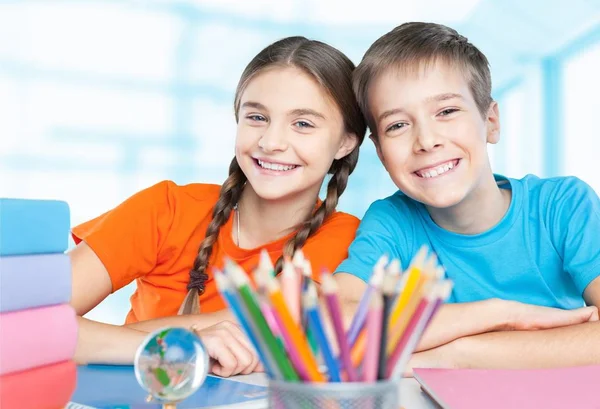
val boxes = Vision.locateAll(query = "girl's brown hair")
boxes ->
[180,36,366,314]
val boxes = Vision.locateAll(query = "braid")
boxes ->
[274,157,353,274]
[188,157,246,294]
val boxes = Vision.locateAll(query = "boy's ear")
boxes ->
[334,132,359,160]
[369,133,387,168]
[486,101,501,145]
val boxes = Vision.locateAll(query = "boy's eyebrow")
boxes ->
[240,101,268,111]
[424,93,465,104]
[377,93,465,124]
[289,108,326,120]
[378,108,406,124]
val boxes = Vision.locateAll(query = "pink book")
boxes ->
[0,304,77,375]
[413,366,600,409]
[0,360,76,409]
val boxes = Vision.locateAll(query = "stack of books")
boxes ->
[0,199,77,409]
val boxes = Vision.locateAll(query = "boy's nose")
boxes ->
[258,125,288,152]
[414,127,444,153]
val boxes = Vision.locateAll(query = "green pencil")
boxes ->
[225,259,300,382]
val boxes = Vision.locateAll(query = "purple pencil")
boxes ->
[346,255,388,347]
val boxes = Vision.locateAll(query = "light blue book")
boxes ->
[0,198,70,256]
[0,254,71,312]
[68,365,268,409]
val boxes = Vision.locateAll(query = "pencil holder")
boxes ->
[268,380,399,409]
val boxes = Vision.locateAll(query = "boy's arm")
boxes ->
[406,276,600,373]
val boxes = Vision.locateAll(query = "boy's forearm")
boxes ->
[415,299,511,352]
[431,321,600,370]
[125,309,235,332]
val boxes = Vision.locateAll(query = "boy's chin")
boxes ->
[414,191,466,210]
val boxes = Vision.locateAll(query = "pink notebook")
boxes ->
[0,304,77,375]
[413,366,600,409]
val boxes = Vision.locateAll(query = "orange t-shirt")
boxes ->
[72,180,359,324]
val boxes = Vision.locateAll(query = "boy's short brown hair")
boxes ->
[353,22,493,138]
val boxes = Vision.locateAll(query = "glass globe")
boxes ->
[134,327,209,403]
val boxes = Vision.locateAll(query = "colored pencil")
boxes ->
[213,269,280,379]
[377,264,400,380]
[362,293,383,382]
[282,257,301,324]
[321,271,358,382]
[390,281,453,379]
[304,284,341,382]
[264,268,325,382]
[346,255,388,347]
[225,259,299,381]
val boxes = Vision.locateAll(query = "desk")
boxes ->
[231,373,437,409]
[72,365,437,409]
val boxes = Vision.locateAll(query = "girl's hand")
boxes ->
[192,321,263,377]
[507,302,598,331]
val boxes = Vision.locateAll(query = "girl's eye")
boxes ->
[247,114,266,122]
[294,121,313,129]
[386,122,407,133]
[438,108,459,116]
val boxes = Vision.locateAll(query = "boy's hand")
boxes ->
[507,302,598,331]
[192,321,263,377]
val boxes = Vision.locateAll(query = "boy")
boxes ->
[335,22,600,371]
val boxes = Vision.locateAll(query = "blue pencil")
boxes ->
[213,269,280,379]
[303,285,341,382]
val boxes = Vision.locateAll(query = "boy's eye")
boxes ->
[438,108,459,116]
[247,114,267,122]
[294,120,313,129]
[385,122,407,133]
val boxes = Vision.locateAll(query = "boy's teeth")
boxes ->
[418,160,456,178]
[257,159,296,171]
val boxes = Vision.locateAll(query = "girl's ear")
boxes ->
[334,132,358,160]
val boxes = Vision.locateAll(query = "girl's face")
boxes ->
[235,66,357,204]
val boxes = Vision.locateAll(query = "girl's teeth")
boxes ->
[258,160,296,171]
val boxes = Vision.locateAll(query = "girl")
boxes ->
[69,36,366,377]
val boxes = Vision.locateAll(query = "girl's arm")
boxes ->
[69,242,259,375]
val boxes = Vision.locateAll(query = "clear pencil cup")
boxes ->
[268,380,399,409]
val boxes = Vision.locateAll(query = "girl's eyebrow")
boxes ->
[288,108,326,120]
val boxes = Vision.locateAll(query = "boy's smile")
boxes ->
[368,60,501,219]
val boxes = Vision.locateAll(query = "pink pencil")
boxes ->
[388,281,453,379]
[282,256,301,324]
[321,270,358,382]
[362,293,383,382]
[256,250,283,340]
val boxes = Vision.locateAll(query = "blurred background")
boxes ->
[1,0,599,324]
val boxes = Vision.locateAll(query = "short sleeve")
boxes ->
[301,212,360,284]
[547,177,600,295]
[334,199,408,282]
[71,180,178,292]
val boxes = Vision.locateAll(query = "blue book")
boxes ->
[68,365,268,409]
[0,254,71,312]
[0,198,70,256]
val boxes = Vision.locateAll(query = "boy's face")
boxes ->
[368,61,500,209]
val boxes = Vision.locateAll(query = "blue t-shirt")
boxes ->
[336,175,600,308]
